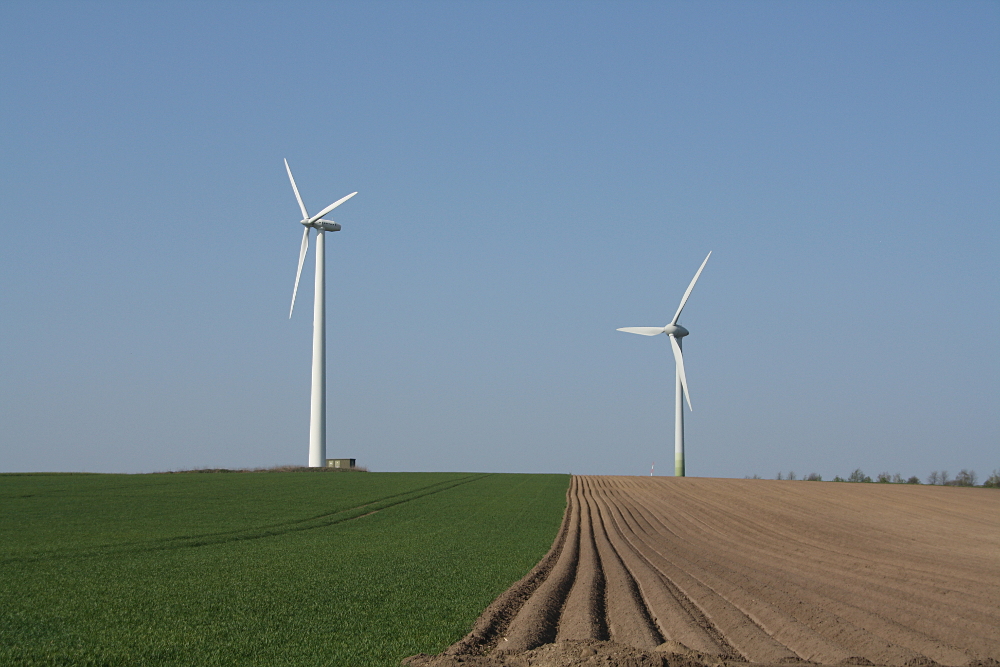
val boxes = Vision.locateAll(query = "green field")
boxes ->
[0,471,569,666]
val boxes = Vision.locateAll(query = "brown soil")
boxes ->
[406,477,1000,667]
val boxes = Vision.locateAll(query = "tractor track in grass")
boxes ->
[3,473,490,564]
[407,476,1000,667]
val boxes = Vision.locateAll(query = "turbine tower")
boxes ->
[284,159,357,467]
[617,251,711,477]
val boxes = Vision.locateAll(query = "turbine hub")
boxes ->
[664,324,689,338]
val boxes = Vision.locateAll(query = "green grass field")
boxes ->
[0,471,569,666]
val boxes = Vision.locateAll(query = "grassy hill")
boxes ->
[0,471,569,666]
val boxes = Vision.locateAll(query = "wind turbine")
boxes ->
[284,159,357,467]
[617,251,711,477]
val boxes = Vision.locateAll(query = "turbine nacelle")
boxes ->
[301,219,341,232]
[663,324,689,338]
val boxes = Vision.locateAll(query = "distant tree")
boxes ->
[745,474,763,479]
[876,472,892,483]
[776,472,784,480]
[788,471,798,480]
[983,470,1000,488]
[906,476,921,484]
[927,471,940,485]
[805,472,822,481]
[848,468,871,483]
[891,473,904,483]
[833,475,846,482]
[941,470,950,484]
[954,469,977,487]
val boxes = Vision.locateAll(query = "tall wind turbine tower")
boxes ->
[617,252,711,477]
[284,160,357,467]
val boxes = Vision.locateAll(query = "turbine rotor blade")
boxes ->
[290,227,311,318]
[670,251,712,326]
[669,334,693,411]
[285,159,309,220]
[617,327,666,336]
[309,191,357,223]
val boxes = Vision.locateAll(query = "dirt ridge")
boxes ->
[443,478,577,656]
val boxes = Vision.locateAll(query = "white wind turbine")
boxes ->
[618,251,711,477]
[284,159,357,467]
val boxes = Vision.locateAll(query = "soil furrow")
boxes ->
[555,478,607,642]
[444,476,578,657]
[600,481,802,662]
[587,481,663,649]
[592,482,735,656]
[495,477,582,653]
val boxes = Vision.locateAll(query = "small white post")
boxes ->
[309,230,326,467]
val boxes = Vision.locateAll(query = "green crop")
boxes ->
[0,471,569,666]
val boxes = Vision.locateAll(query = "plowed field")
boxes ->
[409,476,1000,667]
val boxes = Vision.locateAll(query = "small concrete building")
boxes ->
[326,458,356,469]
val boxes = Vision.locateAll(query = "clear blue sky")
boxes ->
[2,1,997,479]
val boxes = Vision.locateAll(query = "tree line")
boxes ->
[747,468,1000,487]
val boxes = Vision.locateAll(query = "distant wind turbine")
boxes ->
[618,251,711,477]
[284,159,357,467]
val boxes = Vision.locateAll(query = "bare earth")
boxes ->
[406,476,1000,667]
